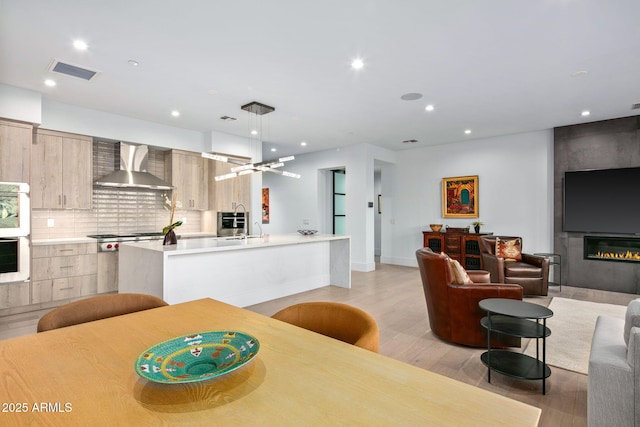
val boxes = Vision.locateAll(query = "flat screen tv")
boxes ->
[563,166,640,235]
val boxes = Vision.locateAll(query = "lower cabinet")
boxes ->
[97,252,118,294]
[31,243,98,304]
[0,282,30,309]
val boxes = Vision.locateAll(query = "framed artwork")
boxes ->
[442,175,478,218]
[262,188,270,224]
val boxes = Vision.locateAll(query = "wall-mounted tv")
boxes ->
[563,166,640,235]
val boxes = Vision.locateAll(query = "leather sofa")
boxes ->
[478,236,550,296]
[415,248,523,347]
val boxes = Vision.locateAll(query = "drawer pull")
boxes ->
[59,249,74,252]
[59,266,73,269]
[58,287,73,291]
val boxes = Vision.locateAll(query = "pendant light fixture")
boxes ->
[202,101,300,181]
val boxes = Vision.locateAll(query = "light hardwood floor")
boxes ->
[246,262,636,427]
[1,261,635,426]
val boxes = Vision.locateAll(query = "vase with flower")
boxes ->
[472,221,484,234]
[162,192,182,245]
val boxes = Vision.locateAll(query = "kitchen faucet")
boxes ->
[234,203,247,239]
[254,221,263,238]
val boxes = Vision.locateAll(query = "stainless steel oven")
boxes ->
[0,182,30,283]
[217,211,249,237]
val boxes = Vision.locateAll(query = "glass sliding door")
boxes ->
[333,170,346,235]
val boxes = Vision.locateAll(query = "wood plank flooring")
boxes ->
[246,262,637,427]
[1,261,635,426]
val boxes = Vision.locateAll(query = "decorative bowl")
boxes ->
[430,224,443,232]
[134,330,259,384]
[297,229,318,236]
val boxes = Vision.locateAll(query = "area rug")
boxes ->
[521,297,626,375]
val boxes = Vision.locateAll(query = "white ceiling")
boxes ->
[2,0,639,155]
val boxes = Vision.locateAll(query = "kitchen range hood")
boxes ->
[95,142,173,190]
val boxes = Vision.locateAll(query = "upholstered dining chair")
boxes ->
[415,248,523,347]
[37,293,168,332]
[271,301,380,352]
[478,236,550,296]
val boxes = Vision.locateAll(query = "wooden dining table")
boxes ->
[0,298,541,426]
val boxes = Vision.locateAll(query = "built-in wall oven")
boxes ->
[217,211,249,237]
[0,182,30,283]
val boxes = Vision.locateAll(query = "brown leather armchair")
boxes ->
[416,248,523,347]
[478,236,550,296]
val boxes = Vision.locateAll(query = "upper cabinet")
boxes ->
[165,150,207,210]
[210,160,251,212]
[32,129,92,209]
[0,120,32,183]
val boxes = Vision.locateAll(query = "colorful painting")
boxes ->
[262,188,270,224]
[442,175,478,218]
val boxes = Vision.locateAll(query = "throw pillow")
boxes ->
[449,258,473,285]
[624,299,640,346]
[495,237,523,261]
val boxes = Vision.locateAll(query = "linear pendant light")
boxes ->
[203,101,300,181]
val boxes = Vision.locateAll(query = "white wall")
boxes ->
[262,143,396,272]
[385,130,554,266]
[41,98,207,151]
[0,84,42,123]
[264,130,554,271]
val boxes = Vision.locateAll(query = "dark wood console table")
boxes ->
[422,231,492,270]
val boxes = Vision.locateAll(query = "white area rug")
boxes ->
[522,297,626,375]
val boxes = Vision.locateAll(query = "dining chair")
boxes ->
[37,293,168,332]
[271,301,379,352]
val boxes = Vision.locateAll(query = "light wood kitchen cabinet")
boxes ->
[210,160,251,211]
[31,243,98,304]
[165,150,207,210]
[32,129,92,209]
[97,251,118,293]
[0,119,32,183]
[0,282,30,309]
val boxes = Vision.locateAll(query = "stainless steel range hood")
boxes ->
[94,142,173,190]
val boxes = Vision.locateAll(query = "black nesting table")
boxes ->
[479,298,553,394]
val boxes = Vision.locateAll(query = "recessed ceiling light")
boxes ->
[271,148,277,152]
[572,70,588,77]
[171,110,180,117]
[300,142,307,146]
[128,60,139,67]
[351,58,364,70]
[251,130,258,135]
[581,110,591,117]
[400,93,422,101]
[73,40,88,50]
[425,104,435,112]
[464,129,471,135]
[44,79,56,87]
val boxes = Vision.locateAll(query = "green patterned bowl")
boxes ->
[134,330,259,384]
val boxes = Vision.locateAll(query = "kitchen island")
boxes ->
[118,234,350,307]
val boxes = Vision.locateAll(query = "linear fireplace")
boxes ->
[584,236,640,263]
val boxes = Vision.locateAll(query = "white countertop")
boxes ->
[120,233,349,255]
[32,232,218,246]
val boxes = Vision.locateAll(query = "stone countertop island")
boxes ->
[118,234,350,307]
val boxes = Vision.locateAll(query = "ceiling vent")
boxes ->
[220,115,237,121]
[48,59,99,81]
[402,139,419,144]
[632,103,640,110]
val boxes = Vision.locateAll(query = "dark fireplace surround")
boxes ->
[554,116,640,294]
[584,236,640,264]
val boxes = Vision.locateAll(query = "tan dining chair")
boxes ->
[271,301,380,352]
[37,293,168,332]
